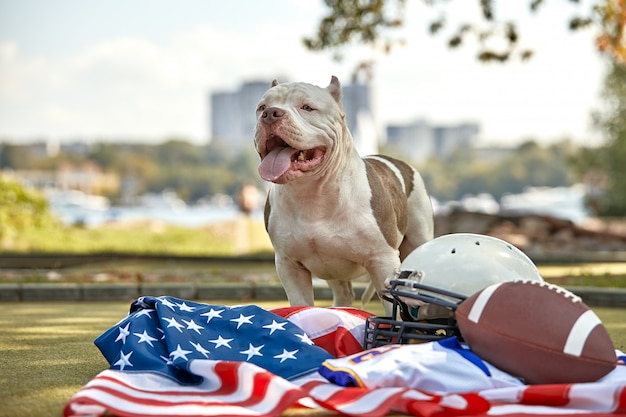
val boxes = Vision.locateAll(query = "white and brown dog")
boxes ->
[255,76,433,311]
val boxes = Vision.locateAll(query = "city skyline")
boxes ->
[0,1,608,147]
[210,78,479,160]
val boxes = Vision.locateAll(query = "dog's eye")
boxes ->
[301,104,315,111]
[257,104,266,112]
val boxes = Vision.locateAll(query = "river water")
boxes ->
[51,204,263,228]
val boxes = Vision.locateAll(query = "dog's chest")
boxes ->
[269,212,374,280]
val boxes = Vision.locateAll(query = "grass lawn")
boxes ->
[2,300,626,417]
[3,217,274,256]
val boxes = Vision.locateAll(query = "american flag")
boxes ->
[93,296,333,382]
[64,296,626,417]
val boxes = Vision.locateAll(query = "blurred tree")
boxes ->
[567,145,606,215]
[0,176,58,247]
[305,0,626,78]
[155,139,205,167]
[2,138,585,206]
[414,140,573,201]
[114,153,159,197]
[88,143,120,170]
[230,148,267,189]
[0,144,34,169]
[489,141,572,198]
[594,61,626,214]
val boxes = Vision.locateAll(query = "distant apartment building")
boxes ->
[211,81,268,148]
[386,120,480,164]
[340,83,379,156]
[210,80,379,155]
[386,119,435,164]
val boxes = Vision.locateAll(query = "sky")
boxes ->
[0,0,610,147]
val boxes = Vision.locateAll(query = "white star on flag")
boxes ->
[209,335,234,349]
[115,323,130,344]
[240,343,264,360]
[169,344,193,361]
[159,297,178,310]
[177,302,196,312]
[274,349,298,363]
[200,308,225,323]
[133,330,158,347]
[263,320,287,335]
[182,319,203,334]
[231,313,254,329]
[133,309,154,318]
[159,354,173,365]
[189,341,211,358]
[295,333,315,345]
[163,317,185,332]
[114,350,133,371]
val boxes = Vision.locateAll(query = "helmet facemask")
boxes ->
[364,270,467,349]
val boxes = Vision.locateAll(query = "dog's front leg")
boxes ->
[365,256,401,316]
[275,254,315,306]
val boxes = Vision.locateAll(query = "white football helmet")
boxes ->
[365,233,544,348]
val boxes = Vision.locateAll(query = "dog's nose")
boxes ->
[261,107,285,124]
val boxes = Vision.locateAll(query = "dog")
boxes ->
[254,76,433,311]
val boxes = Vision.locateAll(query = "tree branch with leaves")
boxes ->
[304,0,626,78]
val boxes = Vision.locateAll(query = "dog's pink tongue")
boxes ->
[259,147,298,181]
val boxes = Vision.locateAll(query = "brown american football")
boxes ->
[455,280,616,384]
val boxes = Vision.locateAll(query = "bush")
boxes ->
[0,176,58,248]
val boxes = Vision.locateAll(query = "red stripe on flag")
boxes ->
[314,386,407,417]
[207,361,240,395]
[520,384,572,407]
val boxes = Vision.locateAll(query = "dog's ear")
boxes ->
[271,79,280,87]
[327,76,342,103]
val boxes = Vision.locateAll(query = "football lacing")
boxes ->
[514,279,582,303]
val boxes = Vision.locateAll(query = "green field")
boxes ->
[2,217,274,256]
[1,300,625,417]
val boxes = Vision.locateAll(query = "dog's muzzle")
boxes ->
[257,107,326,183]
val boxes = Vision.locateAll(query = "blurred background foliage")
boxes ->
[594,62,626,215]
[305,0,626,71]
[0,176,59,244]
[0,140,263,203]
[0,138,586,204]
